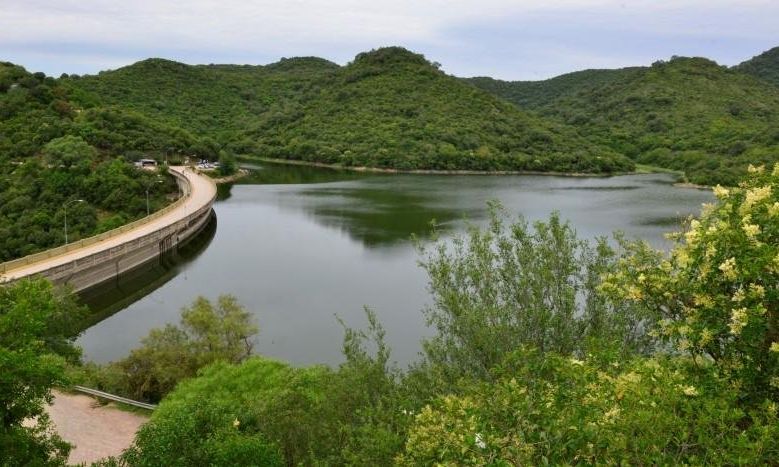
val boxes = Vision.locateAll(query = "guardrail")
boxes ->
[72,385,157,411]
[0,169,192,275]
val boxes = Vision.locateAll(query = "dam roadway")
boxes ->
[0,166,217,292]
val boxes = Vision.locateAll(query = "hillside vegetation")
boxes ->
[468,55,779,185]
[66,48,632,174]
[465,68,642,109]
[0,62,207,261]
[735,46,779,86]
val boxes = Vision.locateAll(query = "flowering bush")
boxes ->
[601,164,779,403]
[398,349,779,465]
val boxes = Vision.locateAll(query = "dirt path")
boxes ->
[47,390,149,465]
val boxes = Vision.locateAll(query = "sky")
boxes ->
[2,0,777,81]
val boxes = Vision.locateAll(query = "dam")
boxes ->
[0,166,217,293]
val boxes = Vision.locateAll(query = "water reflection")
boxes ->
[78,213,217,328]
[77,163,713,366]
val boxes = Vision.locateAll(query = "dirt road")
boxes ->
[47,391,149,465]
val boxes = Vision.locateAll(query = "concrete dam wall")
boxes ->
[0,167,217,293]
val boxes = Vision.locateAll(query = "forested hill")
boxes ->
[467,55,779,185]
[734,46,779,87]
[0,62,206,261]
[464,68,643,110]
[245,48,630,172]
[65,47,632,174]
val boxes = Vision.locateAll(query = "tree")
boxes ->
[217,151,237,176]
[0,279,86,465]
[106,295,258,402]
[41,135,97,170]
[416,204,656,383]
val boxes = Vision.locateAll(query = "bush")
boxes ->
[602,163,779,404]
[417,204,656,383]
[399,349,779,465]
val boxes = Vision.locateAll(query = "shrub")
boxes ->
[602,163,779,403]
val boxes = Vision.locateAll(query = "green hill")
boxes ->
[66,48,632,174]
[0,62,201,261]
[734,46,779,87]
[244,48,630,172]
[468,56,779,185]
[465,68,642,110]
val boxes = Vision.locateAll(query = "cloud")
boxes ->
[1,0,776,79]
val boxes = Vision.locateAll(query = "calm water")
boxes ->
[77,163,712,366]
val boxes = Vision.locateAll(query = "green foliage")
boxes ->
[735,46,779,87]
[0,64,185,261]
[417,204,656,383]
[217,151,237,176]
[602,163,779,404]
[118,308,406,466]
[0,279,87,466]
[465,67,640,109]
[66,48,633,174]
[469,56,779,185]
[75,295,258,403]
[123,388,284,467]
[399,349,779,465]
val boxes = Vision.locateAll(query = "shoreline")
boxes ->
[238,156,638,178]
[198,168,250,184]
[236,156,719,191]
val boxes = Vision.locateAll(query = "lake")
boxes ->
[77,163,713,366]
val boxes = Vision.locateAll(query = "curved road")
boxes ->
[2,166,216,282]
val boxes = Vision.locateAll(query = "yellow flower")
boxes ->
[748,283,765,298]
[731,287,745,303]
[773,163,779,176]
[747,164,765,174]
[742,223,761,239]
[699,328,713,346]
[729,307,748,335]
[693,294,714,309]
[675,250,690,268]
[682,385,699,396]
[684,229,698,245]
[627,285,643,301]
[233,418,240,428]
[770,342,779,353]
[712,185,729,199]
[569,358,585,366]
[718,257,737,280]
[742,186,772,212]
[769,202,779,217]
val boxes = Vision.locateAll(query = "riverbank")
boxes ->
[200,168,250,184]
[238,156,638,178]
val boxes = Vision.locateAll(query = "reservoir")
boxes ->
[77,163,713,366]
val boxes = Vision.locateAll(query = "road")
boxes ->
[2,166,216,281]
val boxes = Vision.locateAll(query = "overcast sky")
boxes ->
[2,0,777,80]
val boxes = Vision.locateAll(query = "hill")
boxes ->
[66,48,632,174]
[465,68,642,110]
[0,62,206,261]
[468,56,779,185]
[734,46,779,87]
[245,48,630,172]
